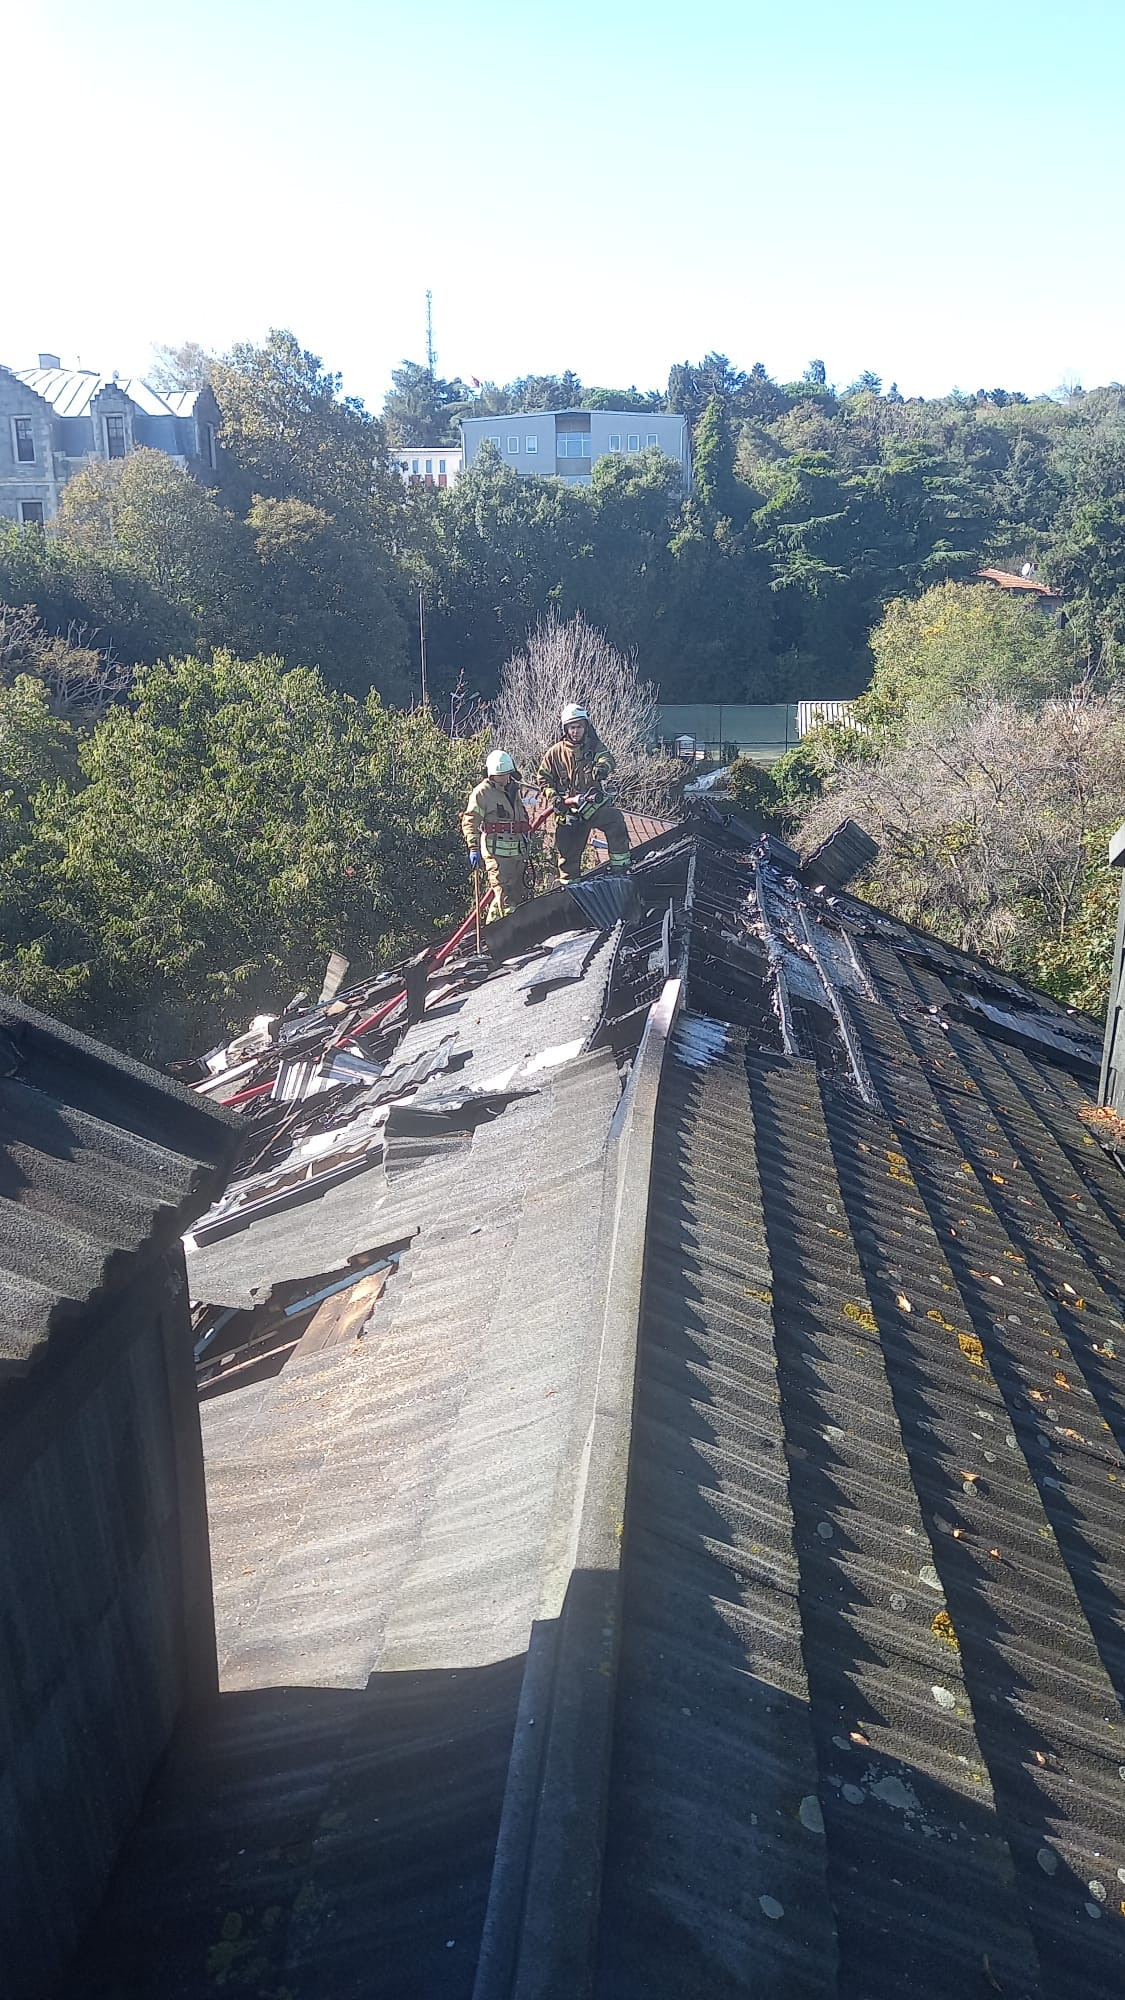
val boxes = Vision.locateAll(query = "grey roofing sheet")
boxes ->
[596,827,1125,1997]
[0,993,236,1374]
[72,989,624,1999]
[16,366,176,418]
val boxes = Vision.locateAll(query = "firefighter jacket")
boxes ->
[461,777,530,859]
[536,729,615,814]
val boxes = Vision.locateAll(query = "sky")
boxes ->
[5,0,1124,409]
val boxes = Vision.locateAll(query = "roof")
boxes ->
[0,992,238,1379]
[64,817,1125,1996]
[15,367,183,420]
[978,567,1062,598]
[462,409,686,426]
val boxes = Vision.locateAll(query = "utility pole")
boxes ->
[418,583,429,708]
[425,290,436,381]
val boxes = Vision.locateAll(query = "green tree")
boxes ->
[247,497,411,699]
[862,579,1078,731]
[211,330,395,522]
[6,652,481,1059]
[383,360,473,445]
[56,450,251,629]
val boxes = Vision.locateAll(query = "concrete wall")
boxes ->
[462,410,692,489]
[0,1250,217,2000]
[0,369,59,523]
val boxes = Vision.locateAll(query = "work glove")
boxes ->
[468,847,481,870]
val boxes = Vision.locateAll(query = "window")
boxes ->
[646,432,658,447]
[205,422,218,469]
[627,432,640,451]
[425,458,433,474]
[507,436,519,453]
[19,501,45,526]
[525,437,538,454]
[104,413,126,459]
[489,434,501,448]
[412,459,420,473]
[439,458,446,474]
[13,417,35,464]
[608,433,621,451]
[557,434,591,458]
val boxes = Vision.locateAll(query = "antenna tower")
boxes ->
[425,291,436,380]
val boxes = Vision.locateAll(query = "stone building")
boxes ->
[0,352,225,524]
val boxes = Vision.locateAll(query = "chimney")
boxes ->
[1097,823,1125,1113]
[38,352,60,370]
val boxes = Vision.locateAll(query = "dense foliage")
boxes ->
[5,332,1124,709]
[5,331,1125,1049]
[0,652,481,1060]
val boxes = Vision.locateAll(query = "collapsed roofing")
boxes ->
[72,807,1125,1999]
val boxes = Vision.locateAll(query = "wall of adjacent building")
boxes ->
[0,370,59,523]
[0,1251,217,2000]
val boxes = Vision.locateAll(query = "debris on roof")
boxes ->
[67,816,1125,2000]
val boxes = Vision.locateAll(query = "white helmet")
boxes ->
[561,704,589,726]
[486,749,516,777]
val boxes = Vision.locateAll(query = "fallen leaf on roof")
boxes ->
[849,1729,870,1746]
[896,1293,913,1312]
[1054,1371,1072,1391]
[988,1548,1001,1559]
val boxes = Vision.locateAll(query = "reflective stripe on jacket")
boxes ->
[461,778,530,857]
[535,729,615,811]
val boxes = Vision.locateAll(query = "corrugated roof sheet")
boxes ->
[978,568,1061,597]
[592,831,1125,1995]
[16,368,180,420]
[0,993,237,1376]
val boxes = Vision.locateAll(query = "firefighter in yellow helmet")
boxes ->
[461,750,533,922]
[536,705,631,883]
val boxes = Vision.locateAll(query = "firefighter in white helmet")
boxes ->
[461,749,533,922]
[537,705,631,882]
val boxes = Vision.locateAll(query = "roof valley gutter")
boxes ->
[471,977,684,2000]
[795,898,880,1109]
[753,859,800,1056]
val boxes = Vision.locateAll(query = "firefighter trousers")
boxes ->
[484,849,533,922]
[555,802,631,884]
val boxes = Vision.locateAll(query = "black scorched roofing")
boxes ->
[592,828,1125,1998]
[0,993,237,1375]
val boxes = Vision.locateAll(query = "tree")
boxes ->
[383,360,473,445]
[57,449,248,602]
[794,694,1125,1012]
[210,330,395,522]
[3,652,482,1060]
[490,611,676,810]
[246,496,411,699]
[862,579,1078,731]
[148,341,214,394]
[693,397,741,518]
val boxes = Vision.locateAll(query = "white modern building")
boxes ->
[390,446,462,489]
[460,409,692,490]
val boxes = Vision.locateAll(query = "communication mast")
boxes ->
[425,291,436,380]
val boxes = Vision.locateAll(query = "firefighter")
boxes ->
[536,704,631,884]
[461,749,533,923]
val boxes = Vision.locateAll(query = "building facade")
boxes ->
[460,408,692,490]
[391,445,462,488]
[0,354,224,524]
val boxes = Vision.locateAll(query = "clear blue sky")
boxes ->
[6,0,1124,406]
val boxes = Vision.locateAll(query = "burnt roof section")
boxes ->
[590,821,1125,1996]
[0,992,238,1378]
